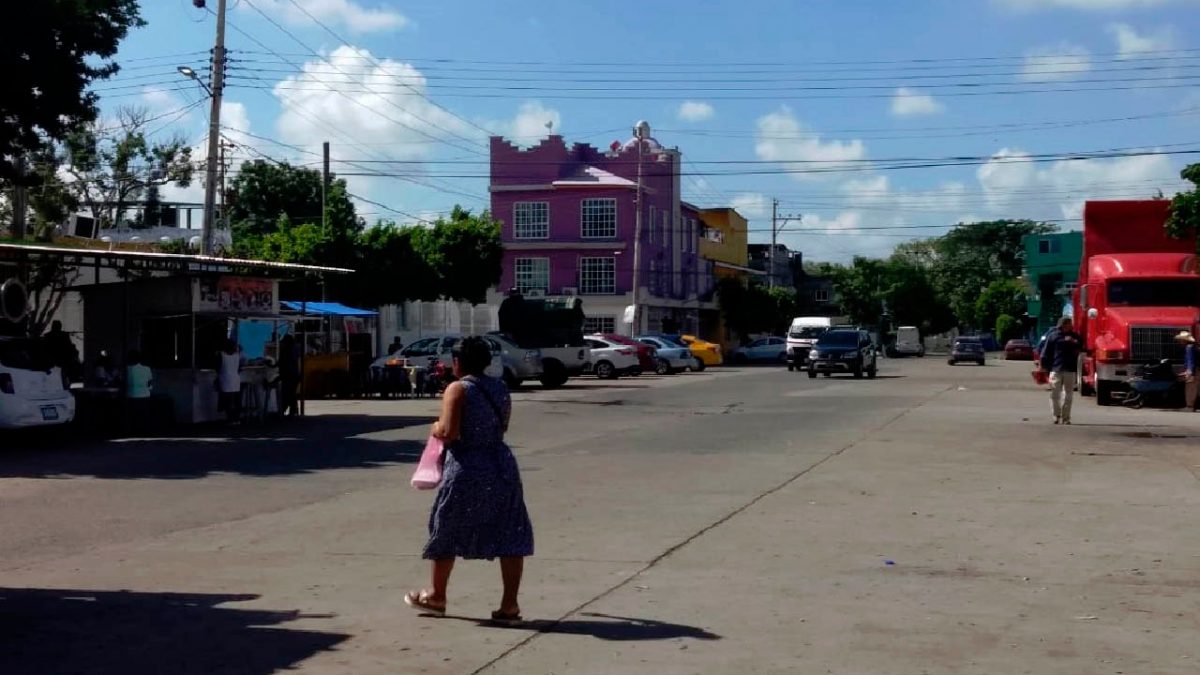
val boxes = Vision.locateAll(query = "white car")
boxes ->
[582,335,642,379]
[0,337,75,429]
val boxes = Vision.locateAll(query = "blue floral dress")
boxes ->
[423,376,534,560]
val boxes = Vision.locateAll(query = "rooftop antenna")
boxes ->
[545,120,554,135]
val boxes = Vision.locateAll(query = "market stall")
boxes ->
[280,301,378,399]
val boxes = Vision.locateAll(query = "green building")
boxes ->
[1023,231,1083,337]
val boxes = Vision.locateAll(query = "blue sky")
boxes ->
[98,0,1200,261]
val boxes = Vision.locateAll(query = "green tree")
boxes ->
[882,258,956,334]
[0,0,145,184]
[974,279,1027,335]
[995,313,1022,343]
[226,160,359,244]
[333,222,439,308]
[1166,163,1200,244]
[61,107,194,231]
[932,220,1054,327]
[830,257,888,327]
[419,206,504,305]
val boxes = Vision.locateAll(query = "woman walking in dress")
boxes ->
[406,336,534,625]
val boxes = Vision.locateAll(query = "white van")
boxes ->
[785,317,833,371]
[893,326,924,357]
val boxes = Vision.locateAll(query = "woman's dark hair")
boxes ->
[451,336,492,376]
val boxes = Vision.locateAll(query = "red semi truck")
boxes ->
[1072,200,1200,405]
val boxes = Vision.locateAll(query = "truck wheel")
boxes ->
[539,361,568,389]
[1097,380,1116,406]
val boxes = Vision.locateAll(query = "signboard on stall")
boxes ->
[194,276,279,315]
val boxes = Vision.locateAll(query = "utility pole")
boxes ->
[322,141,330,236]
[11,156,27,240]
[769,198,800,290]
[629,124,646,336]
[770,199,778,289]
[200,0,228,255]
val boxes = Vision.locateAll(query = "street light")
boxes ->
[176,66,212,95]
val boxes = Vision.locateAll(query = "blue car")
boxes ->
[636,336,700,374]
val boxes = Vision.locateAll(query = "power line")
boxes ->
[233,46,1200,70]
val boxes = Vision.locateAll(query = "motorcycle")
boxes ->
[1123,359,1177,409]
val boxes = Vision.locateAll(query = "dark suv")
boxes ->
[808,330,878,379]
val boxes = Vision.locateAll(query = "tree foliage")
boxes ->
[226,160,358,243]
[418,206,504,305]
[931,220,1053,326]
[1,0,144,183]
[1166,163,1200,244]
[231,160,502,307]
[974,279,1027,335]
[61,107,194,230]
[715,279,798,341]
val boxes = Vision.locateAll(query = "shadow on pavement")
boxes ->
[0,414,431,480]
[453,611,721,642]
[0,587,348,675]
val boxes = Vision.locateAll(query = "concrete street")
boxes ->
[1,357,1198,674]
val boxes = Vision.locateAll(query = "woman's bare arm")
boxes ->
[431,381,465,441]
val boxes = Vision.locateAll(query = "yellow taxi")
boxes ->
[680,335,724,370]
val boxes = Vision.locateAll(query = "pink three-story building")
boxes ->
[489,122,714,335]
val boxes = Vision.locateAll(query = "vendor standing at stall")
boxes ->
[218,339,243,422]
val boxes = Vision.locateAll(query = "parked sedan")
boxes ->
[949,337,986,366]
[679,335,723,369]
[400,335,504,378]
[636,335,698,374]
[1004,339,1034,361]
[483,334,542,388]
[599,334,658,374]
[582,336,642,379]
[0,337,75,429]
[731,337,788,364]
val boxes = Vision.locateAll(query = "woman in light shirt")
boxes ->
[218,339,243,422]
[125,350,153,399]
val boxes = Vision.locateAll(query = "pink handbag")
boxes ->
[410,435,445,490]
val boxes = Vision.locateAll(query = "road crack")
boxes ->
[470,384,953,673]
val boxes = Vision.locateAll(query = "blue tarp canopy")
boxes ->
[281,301,378,317]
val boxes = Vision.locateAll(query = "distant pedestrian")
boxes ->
[406,336,534,626]
[278,334,301,417]
[1176,331,1197,412]
[44,320,80,381]
[217,339,243,422]
[1039,316,1083,425]
[125,350,153,399]
[92,351,118,388]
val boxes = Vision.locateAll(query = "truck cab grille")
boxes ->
[1131,326,1188,363]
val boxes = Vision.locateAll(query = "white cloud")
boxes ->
[677,101,715,122]
[273,46,474,163]
[890,88,945,117]
[754,107,867,181]
[242,0,408,34]
[729,193,771,220]
[1108,23,1176,58]
[507,102,562,144]
[1020,43,1092,81]
[995,0,1179,10]
[977,146,1187,220]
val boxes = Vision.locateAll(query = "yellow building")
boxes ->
[695,207,759,352]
